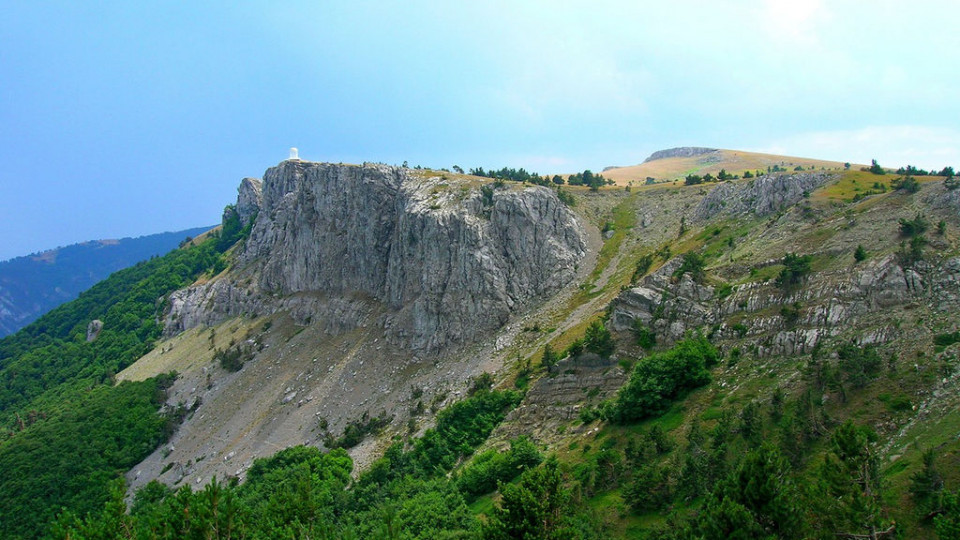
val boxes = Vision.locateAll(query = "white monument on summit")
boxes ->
[288,147,300,161]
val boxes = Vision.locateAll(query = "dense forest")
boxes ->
[0,217,249,539]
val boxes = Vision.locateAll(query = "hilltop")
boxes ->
[601,147,855,185]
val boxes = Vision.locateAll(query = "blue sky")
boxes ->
[1,1,958,260]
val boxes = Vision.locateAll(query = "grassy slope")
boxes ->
[485,170,960,538]
[599,149,855,185]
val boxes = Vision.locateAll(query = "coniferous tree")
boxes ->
[910,448,944,515]
[817,422,893,539]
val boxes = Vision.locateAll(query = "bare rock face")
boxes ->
[610,257,717,344]
[610,253,960,357]
[235,177,263,225]
[497,355,626,440]
[86,319,103,342]
[166,161,587,351]
[693,172,833,221]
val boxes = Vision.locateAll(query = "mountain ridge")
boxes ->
[0,226,212,337]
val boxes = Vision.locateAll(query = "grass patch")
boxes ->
[467,492,496,516]
[700,407,723,421]
[626,402,686,434]
[813,170,889,202]
[741,264,782,284]
[877,392,913,412]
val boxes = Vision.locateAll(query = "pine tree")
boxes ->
[854,245,867,262]
[909,448,944,515]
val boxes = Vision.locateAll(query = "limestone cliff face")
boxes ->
[610,253,960,357]
[235,177,263,225]
[693,172,832,221]
[166,161,587,351]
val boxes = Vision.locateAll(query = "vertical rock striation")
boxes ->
[166,161,587,351]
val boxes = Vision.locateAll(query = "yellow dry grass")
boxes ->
[597,149,857,186]
[116,318,260,382]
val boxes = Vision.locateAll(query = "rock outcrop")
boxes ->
[610,253,960,357]
[496,354,626,440]
[86,319,103,342]
[693,172,833,221]
[235,177,263,225]
[165,161,587,351]
[644,147,719,162]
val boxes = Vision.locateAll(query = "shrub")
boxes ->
[898,213,929,237]
[780,302,802,327]
[556,188,575,206]
[897,236,927,266]
[456,436,542,499]
[776,253,813,289]
[891,175,920,193]
[609,335,718,423]
[674,252,706,283]
[541,344,559,369]
[565,338,584,359]
[715,283,733,300]
[469,373,495,395]
[934,331,960,349]
[325,411,393,449]
[632,254,654,283]
[634,321,656,350]
[837,342,882,388]
[584,320,615,358]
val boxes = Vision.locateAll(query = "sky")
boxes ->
[1,0,959,260]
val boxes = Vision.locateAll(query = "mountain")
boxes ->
[0,227,212,337]
[601,147,855,185]
[2,151,960,538]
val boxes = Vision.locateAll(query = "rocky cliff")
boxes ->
[165,161,587,351]
[610,251,960,358]
[693,172,832,221]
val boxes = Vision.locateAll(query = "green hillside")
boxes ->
[0,229,238,538]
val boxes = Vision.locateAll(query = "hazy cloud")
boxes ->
[756,126,960,170]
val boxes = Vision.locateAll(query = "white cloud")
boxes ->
[759,0,830,46]
[753,126,960,170]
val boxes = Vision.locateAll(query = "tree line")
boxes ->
[470,166,612,191]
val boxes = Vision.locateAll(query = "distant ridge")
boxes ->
[643,147,719,163]
[0,226,212,337]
